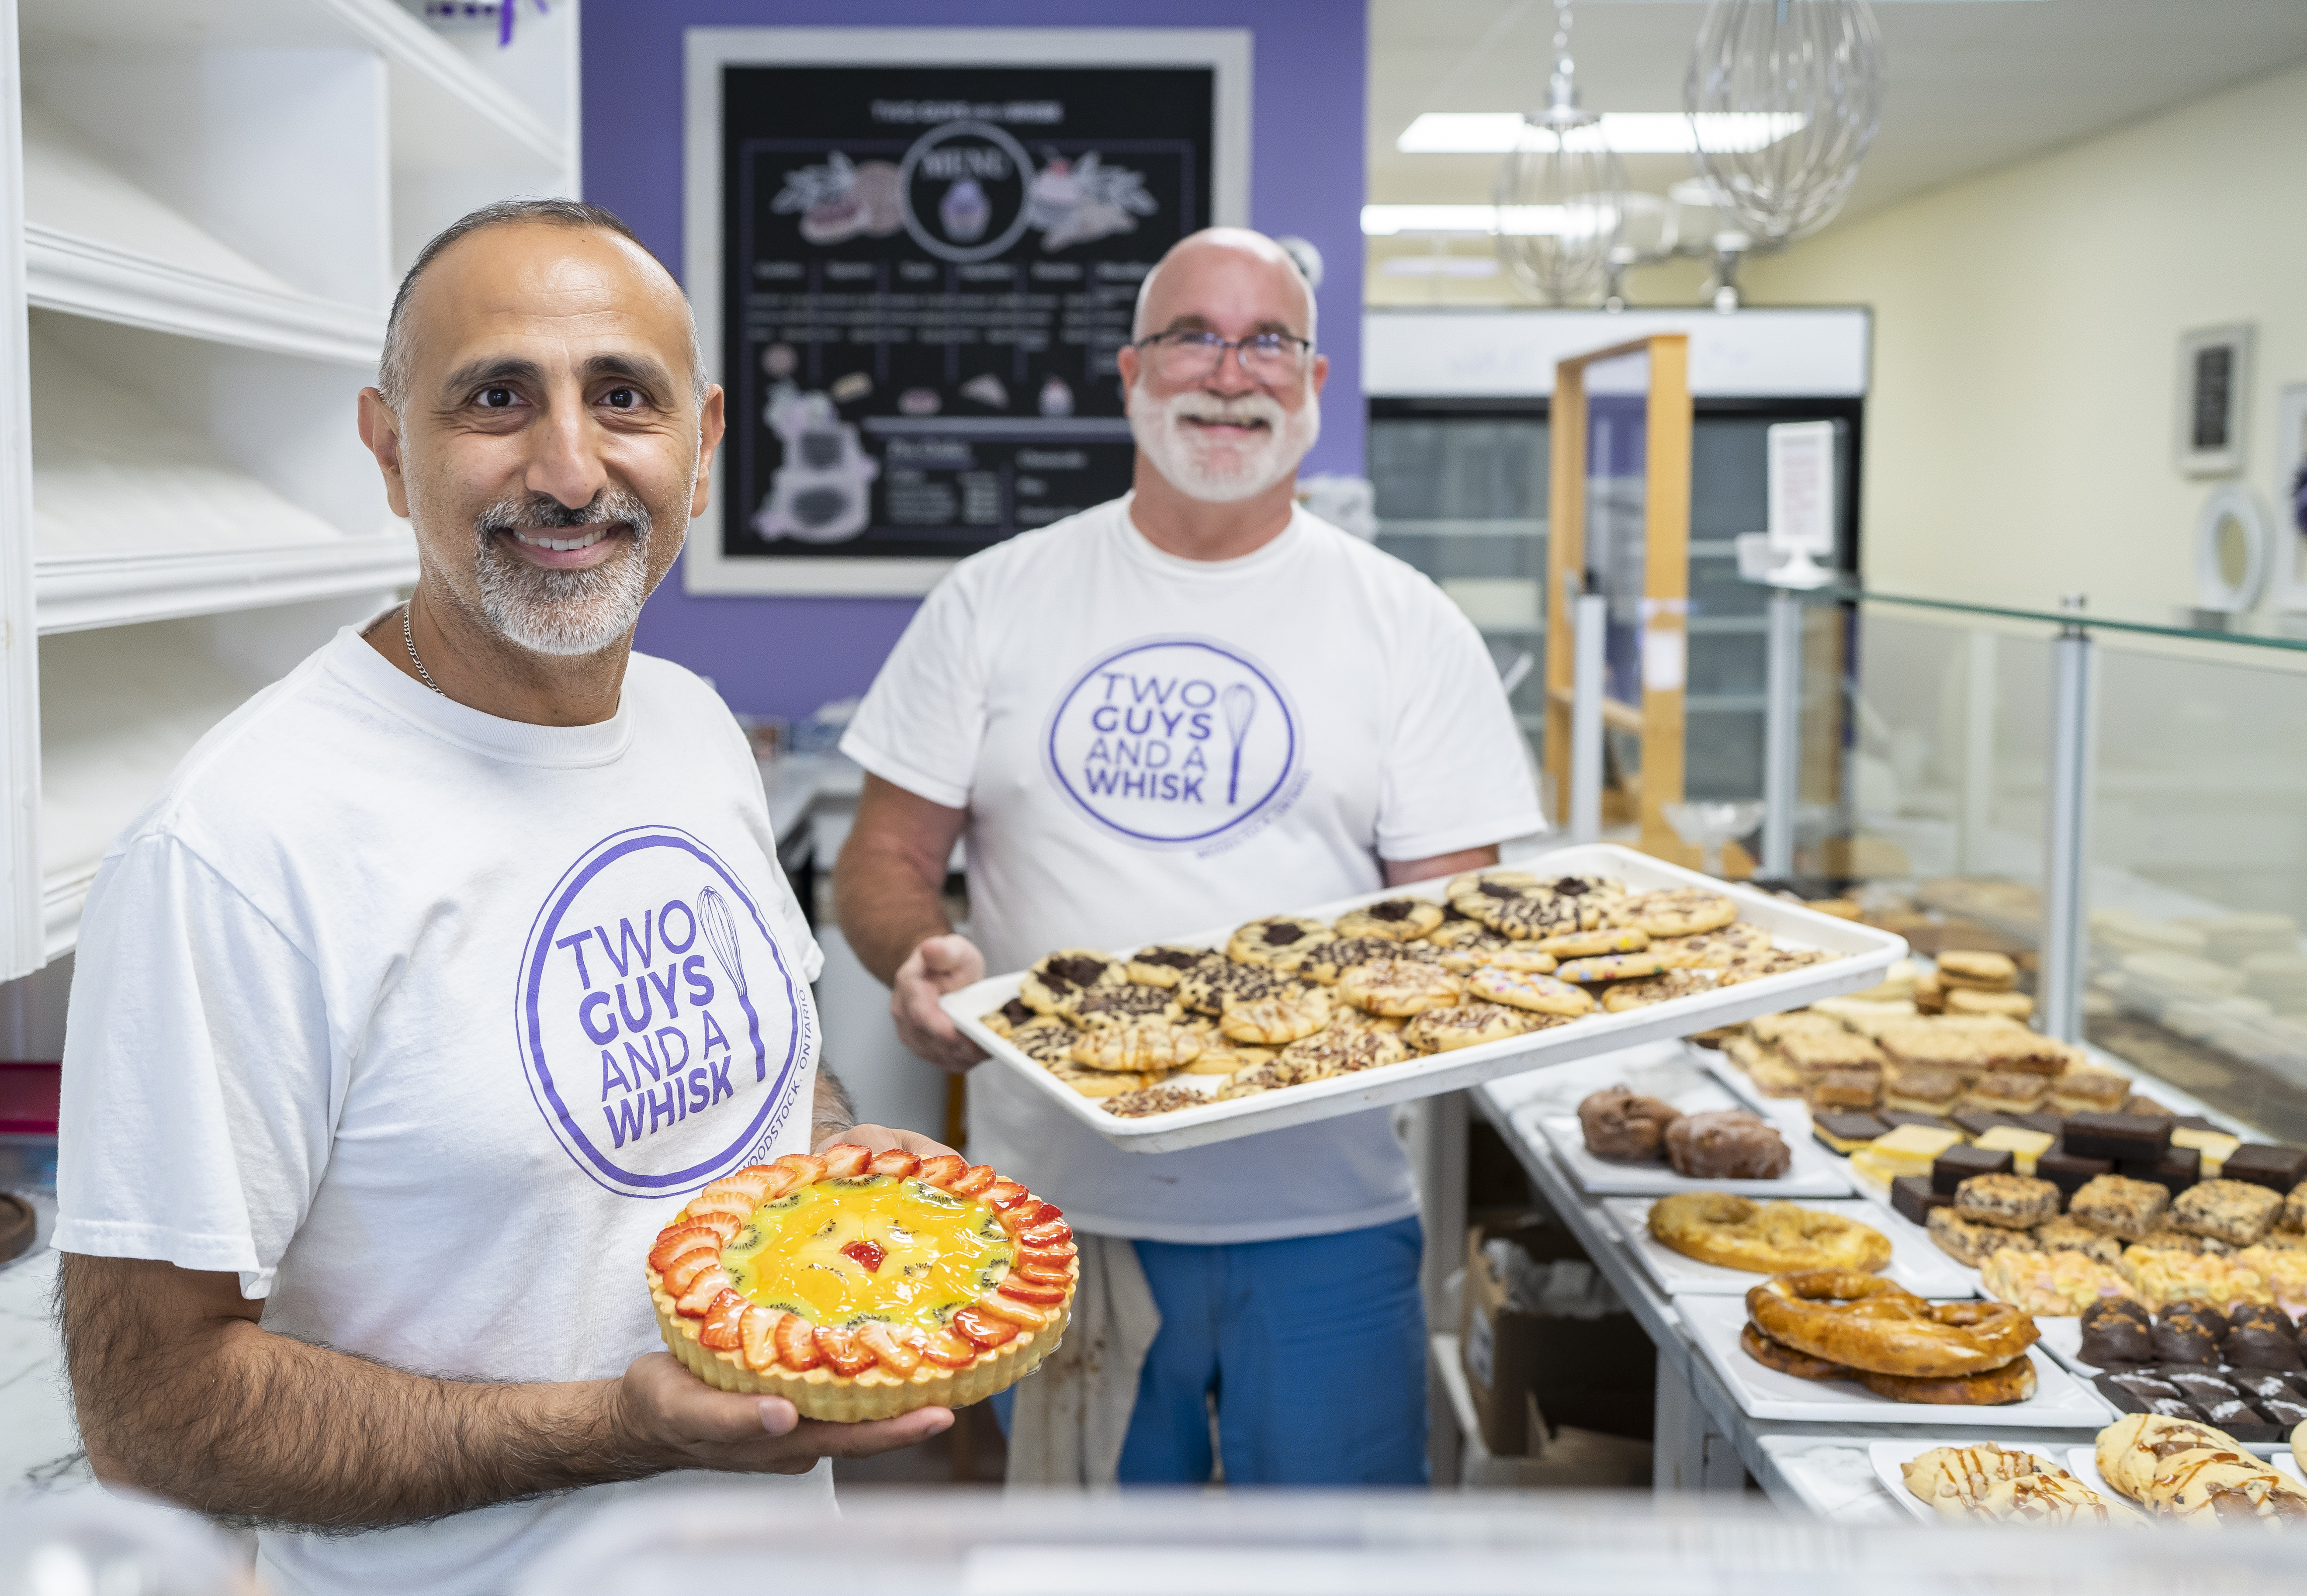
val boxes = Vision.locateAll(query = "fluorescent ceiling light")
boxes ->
[1362,204,1561,236]
[1397,111,1807,154]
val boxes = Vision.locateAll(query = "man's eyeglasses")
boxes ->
[1133,329,1314,384]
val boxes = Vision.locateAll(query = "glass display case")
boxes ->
[1762,583,2307,1141]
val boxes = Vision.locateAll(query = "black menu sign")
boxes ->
[719,65,1215,566]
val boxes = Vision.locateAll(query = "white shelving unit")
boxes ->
[0,0,581,974]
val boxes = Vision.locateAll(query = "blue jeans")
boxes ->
[996,1215,1429,1485]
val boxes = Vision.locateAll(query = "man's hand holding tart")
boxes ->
[646,1144,1077,1420]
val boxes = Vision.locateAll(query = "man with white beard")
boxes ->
[53,201,953,1596]
[835,228,1542,1485]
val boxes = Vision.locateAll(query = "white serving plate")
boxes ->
[1680,1294,2114,1426]
[2036,1316,2096,1377]
[1867,1440,2118,1524]
[941,842,1908,1153]
[1599,1196,1979,1299]
[1530,1111,1853,1198]
[2068,1447,2304,1500]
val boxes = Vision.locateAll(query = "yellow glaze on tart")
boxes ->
[647,1144,1077,1420]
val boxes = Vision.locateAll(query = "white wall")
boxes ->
[1745,58,2307,621]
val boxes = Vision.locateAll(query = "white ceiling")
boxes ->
[1368,0,2307,234]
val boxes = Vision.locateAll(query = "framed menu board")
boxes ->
[684,28,1250,595]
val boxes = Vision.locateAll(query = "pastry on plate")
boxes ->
[1665,1110,1791,1180]
[648,1146,1076,1420]
[1466,965,1597,1017]
[1225,915,1335,973]
[1175,960,1301,1018]
[1300,935,1438,985]
[1647,1192,1891,1273]
[1069,984,1185,1029]
[1217,987,1332,1046]
[1336,957,1463,1017]
[1954,1173,2062,1230]
[2170,1179,2283,1248]
[1927,1208,2044,1268]
[1577,1085,1685,1163]
[1332,896,1444,942]
[1018,949,1125,1015]
[1600,969,1716,1012]
[1901,1444,2140,1525]
[2071,1174,2174,1242]
[1124,945,1219,988]
[2094,1412,2247,1501]
[1978,1246,2134,1316]
[1070,1021,1205,1073]
[2077,1297,2155,1365]
[2035,1216,2124,1266]
[1610,889,1739,938]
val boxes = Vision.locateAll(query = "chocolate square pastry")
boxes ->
[1951,1109,2019,1139]
[2095,1375,2199,1419]
[1932,1142,2016,1195]
[2198,1397,2281,1441]
[2231,1368,2304,1402]
[2261,1395,2307,1428]
[2063,1111,2175,1163]
[1880,1111,1961,1134]
[2137,1145,2201,1194]
[2171,1115,2217,1133]
[2037,1148,2114,1199]
[2164,1368,2241,1405]
[1891,1174,1950,1226]
[2219,1143,2307,1194]
[2106,1371,2182,1401]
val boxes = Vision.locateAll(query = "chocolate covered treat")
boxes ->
[1664,1109,1792,1180]
[2079,1300,2155,1366]
[1578,1085,1685,1163]
[2071,1174,2173,1240]
[1881,1111,1962,1135]
[2165,1366,2241,1406]
[2064,1111,2175,1164]
[1952,1109,2019,1140]
[1932,1142,2016,1196]
[2095,1374,2200,1419]
[1955,1172,2062,1229]
[2231,1303,2293,1338]
[2154,1314,2222,1364]
[2164,1300,2231,1337]
[2131,1145,2201,1196]
[2038,1148,2116,1201]
[1812,1111,1888,1155]
[1892,1174,1951,1226]
[2172,1178,2283,1247]
[2220,1144,2307,1196]
[2105,1370,2181,1402]
[2227,1326,2307,1371]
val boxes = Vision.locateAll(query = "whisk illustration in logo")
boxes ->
[515,825,816,1198]
[1043,635,1304,848]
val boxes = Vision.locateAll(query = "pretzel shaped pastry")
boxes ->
[646,1146,1077,1421]
[1745,1271,2039,1378]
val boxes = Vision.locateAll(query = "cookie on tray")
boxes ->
[1070,984,1185,1030]
[1337,958,1464,1017]
[1225,915,1335,972]
[980,997,1039,1038]
[1554,949,1708,985]
[1302,935,1438,985]
[1101,1084,1216,1118]
[1600,969,1717,1013]
[1609,889,1738,939]
[1715,948,1836,987]
[1047,1060,1162,1098]
[1427,931,1517,972]
[1070,1021,1204,1073]
[1277,1028,1410,1076]
[1534,926,1652,958]
[1019,949,1126,1014]
[1008,1016,1078,1066]
[2071,1174,2174,1241]
[2170,1178,2283,1248]
[1462,888,1597,941]
[1466,965,1598,1017]
[1333,896,1444,942]
[1403,1001,1544,1054]
[1182,1042,1272,1076]
[1125,945,1219,988]
[1444,869,1542,900]
[1651,921,1773,969]
[1176,960,1301,1018]
[1954,1173,2062,1230]
[1217,987,1334,1045]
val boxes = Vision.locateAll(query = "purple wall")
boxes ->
[583,0,1369,719]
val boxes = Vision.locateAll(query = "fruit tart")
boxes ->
[646,1144,1077,1420]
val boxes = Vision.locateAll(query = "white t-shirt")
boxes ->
[55,627,831,1596]
[842,496,1544,1243]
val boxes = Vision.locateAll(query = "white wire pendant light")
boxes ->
[1493,0,1626,305]
[1683,0,1886,246]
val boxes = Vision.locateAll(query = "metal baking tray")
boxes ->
[940,842,1909,1154]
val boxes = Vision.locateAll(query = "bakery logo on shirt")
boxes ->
[515,826,816,1198]
[1042,635,1306,850]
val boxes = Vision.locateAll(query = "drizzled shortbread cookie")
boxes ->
[1008,1016,1077,1065]
[1225,915,1335,973]
[1302,935,1437,985]
[1046,1061,1161,1097]
[1716,947,1836,987]
[1652,921,1772,968]
[1069,1021,1204,1073]
[1403,1001,1540,1054]
[1428,930,1517,973]
[1555,949,1709,985]
[1070,984,1185,1029]
[980,997,1039,1037]
[1177,960,1301,1018]
[1020,949,1125,1014]
[1600,969,1717,1013]
[1125,945,1219,988]
[1464,888,1596,941]
[1102,1085,1216,1119]
[1337,958,1464,1017]
[1533,927,1651,958]
[1334,896,1445,942]
[1444,869,1541,900]
[1467,966,1598,1017]
[1183,1042,1273,1076]
[1219,987,1334,1045]
[1609,890,1738,939]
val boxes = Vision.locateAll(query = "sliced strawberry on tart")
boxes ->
[645,1144,1078,1420]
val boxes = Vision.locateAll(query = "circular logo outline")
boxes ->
[896,119,1036,264]
[513,824,808,1198]
[1041,634,1302,848]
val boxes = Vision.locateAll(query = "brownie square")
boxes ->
[1933,1143,2016,1195]
[1891,1174,1950,1226]
[2262,1395,2307,1428]
[2064,1111,2175,1163]
[1952,1109,2019,1139]
[1880,1111,1961,1134]
[1812,1112,1888,1154]
[2220,1143,2307,1194]
[2137,1146,2201,1195]
[2013,1111,2067,1137]
[2037,1148,2114,1200]
[2172,1115,2217,1133]
[2095,1374,2200,1419]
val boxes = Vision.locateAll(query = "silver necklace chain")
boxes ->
[401,602,446,696]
